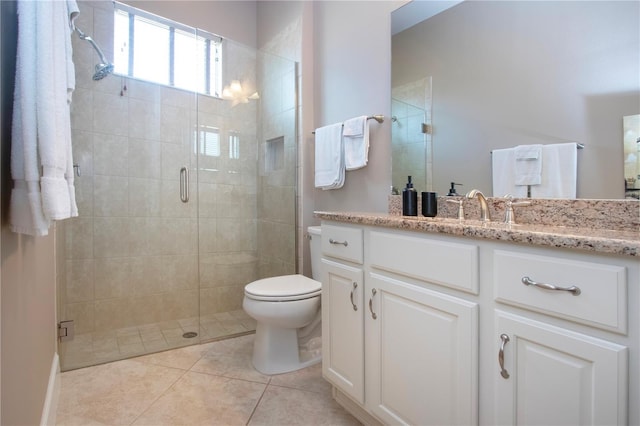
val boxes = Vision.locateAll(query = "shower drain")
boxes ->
[182,331,198,339]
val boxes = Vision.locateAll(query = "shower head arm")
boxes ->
[74,26,110,66]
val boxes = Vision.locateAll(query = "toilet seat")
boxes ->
[245,275,321,302]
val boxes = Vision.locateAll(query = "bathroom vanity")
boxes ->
[317,210,639,426]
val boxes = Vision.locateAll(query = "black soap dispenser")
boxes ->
[447,182,462,196]
[402,176,418,216]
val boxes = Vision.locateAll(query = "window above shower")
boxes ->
[112,2,222,97]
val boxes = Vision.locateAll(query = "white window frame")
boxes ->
[113,1,222,97]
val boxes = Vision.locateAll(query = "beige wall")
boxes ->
[255,1,402,273]
[1,1,58,424]
[1,230,57,426]
[311,1,401,214]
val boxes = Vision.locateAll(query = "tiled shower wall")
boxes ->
[257,11,304,277]
[60,1,296,355]
[257,53,297,278]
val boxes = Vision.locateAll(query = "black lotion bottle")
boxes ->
[402,176,418,216]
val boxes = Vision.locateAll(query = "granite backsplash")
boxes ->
[389,195,640,232]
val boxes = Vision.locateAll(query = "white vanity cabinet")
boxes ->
[320,219,638,426]
[321,222,479,425]
[365,272,478,425]
[321,258,365,404]
[494,310,628,425]
[321,224,365,405]
[490,244,633,426]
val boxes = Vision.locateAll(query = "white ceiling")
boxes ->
[391,0,463,35]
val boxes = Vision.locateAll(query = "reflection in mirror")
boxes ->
[391,1,640,199]
[391,77,432,194]
[623,114,640,199]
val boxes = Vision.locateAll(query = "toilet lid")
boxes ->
[245,275,322,301]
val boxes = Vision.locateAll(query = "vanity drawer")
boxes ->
[494,249,627,333]
[369,231,479,294]
[322,224,364,264]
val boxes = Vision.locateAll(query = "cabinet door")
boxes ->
[321,258,365,404]
[495,311,628,425]
[366,273,479,425]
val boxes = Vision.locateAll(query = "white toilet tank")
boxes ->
[307,226,322,280]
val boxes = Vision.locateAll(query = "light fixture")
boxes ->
[221,79,260,106]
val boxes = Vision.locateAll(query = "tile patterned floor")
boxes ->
[56,334,361,425]
[61,310,257,371]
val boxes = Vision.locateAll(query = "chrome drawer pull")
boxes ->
[350,282,358,311]
[498,334,510,379]
[329,238,348,247]
[369,288,377,320]
[521,276,581,296]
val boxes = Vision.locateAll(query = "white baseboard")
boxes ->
[40,353,60,426]
[332,386,383,426]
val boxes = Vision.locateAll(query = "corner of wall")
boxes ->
[40,353,60,426]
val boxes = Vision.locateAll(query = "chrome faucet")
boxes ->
[466,189,491,222]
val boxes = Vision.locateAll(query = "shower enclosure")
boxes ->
[57,1,298,371]
[391,77,433,194]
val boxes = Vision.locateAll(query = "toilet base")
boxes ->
[251,323,321,375]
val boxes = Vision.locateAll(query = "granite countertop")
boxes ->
[314,211,640,257]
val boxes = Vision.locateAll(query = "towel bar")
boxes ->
[312,115,384,135]
[490,143,584,154]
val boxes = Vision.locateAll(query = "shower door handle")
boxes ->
[180,167,189,203]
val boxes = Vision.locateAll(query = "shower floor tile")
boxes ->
[60,310,256,371]
[56,334,361,426]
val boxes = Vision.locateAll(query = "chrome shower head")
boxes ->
[93,63,114,81]
[75,27,114,81]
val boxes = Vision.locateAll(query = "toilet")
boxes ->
[243,226,323,375]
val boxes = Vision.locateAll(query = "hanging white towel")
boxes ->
[314,123,345,190]
[343,115,369,170]
[492,148,526,198]
[514,144,542,186]
[530,143,577,199]
[10,0,79,236]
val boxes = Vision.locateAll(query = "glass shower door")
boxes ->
[58,0,299,370]
[58,0,201,370]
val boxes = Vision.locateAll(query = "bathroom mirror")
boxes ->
[623,114,640,199]
[391,1,640,199]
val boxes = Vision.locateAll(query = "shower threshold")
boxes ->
[60,310,256,371]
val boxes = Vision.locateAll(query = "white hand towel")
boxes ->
[492,148,526,198]
[343,116,369,171]
[531,143,577,199]
[514,144,541,160]
[514,144,542,186]
[315,123,345,190]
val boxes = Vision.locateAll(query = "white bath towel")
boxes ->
[530,143,577,199]
[314,123,344,190]
[10,0,79,236]
[343,116,369,170]
[514,144,542,186]
[492,148,526,198]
